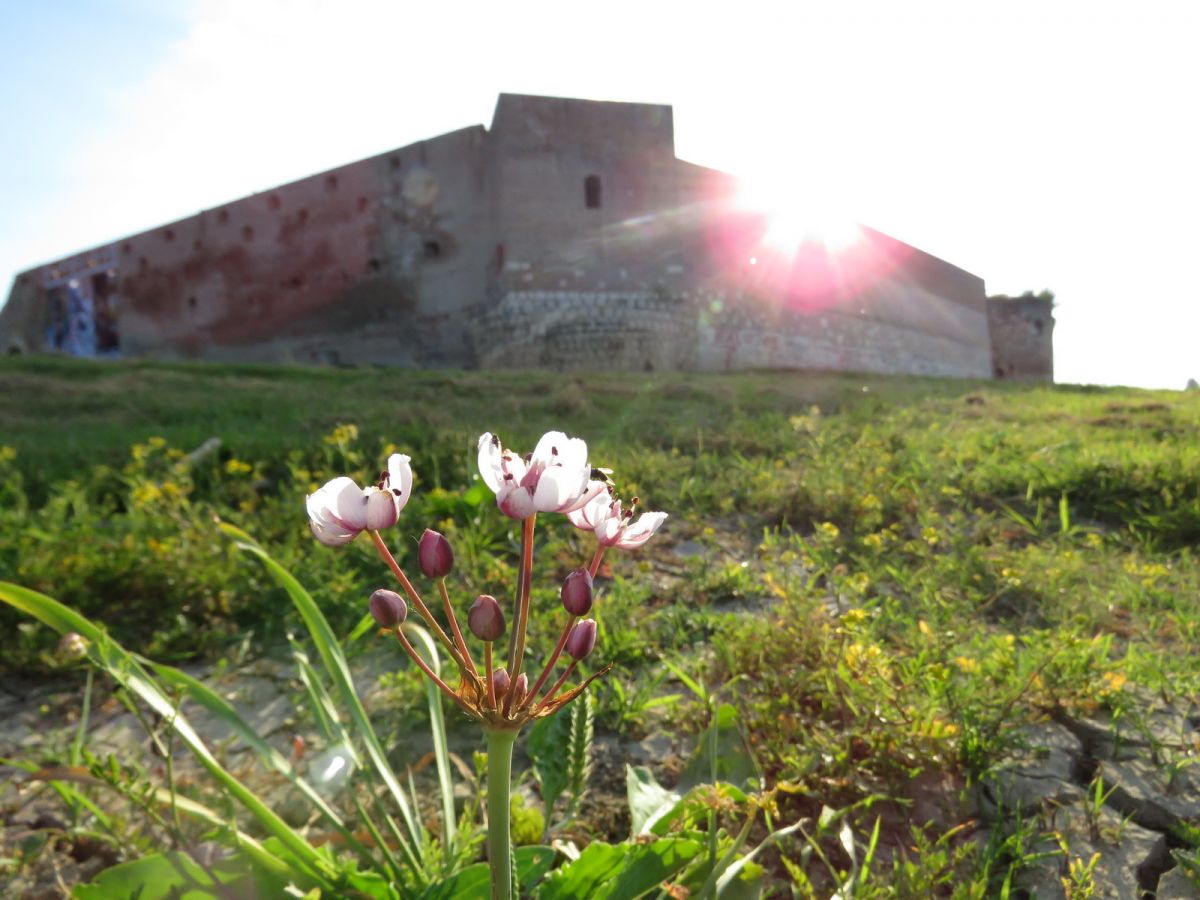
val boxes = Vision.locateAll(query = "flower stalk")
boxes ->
[485,728,518,900]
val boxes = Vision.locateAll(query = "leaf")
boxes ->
[626,765,681,836]
[419,846,556,899]
[72,850,279,900]
[528,710,573,819]
[679,703,760,792]
[217,523,426,874]
[0,581,332,889]
[536,838,703,900]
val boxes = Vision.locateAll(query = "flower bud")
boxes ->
[369,589,407,628]
[418,529,454,579]
[56,632,90,663]
[491,666,510,697]
[468,594,505,642]
[566,618,597,661]
[560,568,594,616]
[510,673,529,707]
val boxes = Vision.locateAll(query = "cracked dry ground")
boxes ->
[982,699,1200,898]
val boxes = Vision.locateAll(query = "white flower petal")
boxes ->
[330,478,369,530]
[387,453,413,511]
[498,484,538,519]
[558,477,605,514]
[596,518,624,546]
[531,431,571,466]
[556,436,589,473]
[567,484,610,530]
[310,520,358,547]
[364,488,399,530]
[477,433,504,491]
[532,466,575,512]
[615,512,668,548]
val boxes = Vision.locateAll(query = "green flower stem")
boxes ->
[486,728,519,900]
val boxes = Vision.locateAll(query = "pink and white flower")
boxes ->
[567,483,667,549]
[477,431,602,520]
[306,453,413,546]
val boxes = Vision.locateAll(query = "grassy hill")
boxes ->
[2,357,1198,893]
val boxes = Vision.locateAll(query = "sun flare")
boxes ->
[734,176,861,254]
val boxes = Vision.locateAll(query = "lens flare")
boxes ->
[734,176,861,254]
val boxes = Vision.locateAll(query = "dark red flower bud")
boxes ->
[468,594,505,642]
[418,529,454,579]
[566,618,597,660]
[369,589,407,628]
[491,667,511,697]
[560,568,594,616]
[510,673,529,707]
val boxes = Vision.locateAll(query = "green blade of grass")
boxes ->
[404,622,457,857]
[147,658,383,873]
[0,580,335,889]
[218,521,427,878]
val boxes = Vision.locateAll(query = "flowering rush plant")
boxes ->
[306,430,666,899]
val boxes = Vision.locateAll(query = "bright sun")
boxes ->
[734,176,862,254]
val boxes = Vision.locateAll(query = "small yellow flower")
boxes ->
[954,656,980,674]
[918,619,933,638]
[225,458,253,475]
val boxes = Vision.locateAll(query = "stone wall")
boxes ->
[470,290,696,370]
[0,93,1019,381]
[987,293,1055,381]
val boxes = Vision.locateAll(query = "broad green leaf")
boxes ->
[72,850,280,900]
[528,709,573,817]
[536,838,703,900]
[626,765,681,836]
[679,704,760,792]
[419,846,556,899]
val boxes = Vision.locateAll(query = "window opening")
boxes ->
[584,175,602,209]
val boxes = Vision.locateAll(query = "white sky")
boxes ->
[2,0,1197,388]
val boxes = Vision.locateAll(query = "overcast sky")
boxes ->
[2,0,1197,388]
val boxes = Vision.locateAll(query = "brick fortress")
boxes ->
[0,94,1053,380]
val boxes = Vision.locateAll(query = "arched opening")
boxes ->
[584,175,602,209]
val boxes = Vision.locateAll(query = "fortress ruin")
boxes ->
[0,93,1053,380]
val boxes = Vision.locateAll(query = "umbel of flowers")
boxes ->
[306,431,665,900]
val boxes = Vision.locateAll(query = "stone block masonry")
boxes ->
[1,93,1050,381]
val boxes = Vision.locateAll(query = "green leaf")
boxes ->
[528,709,573,818]
[72,850,281,899]
[419,846,556,899]
[626,765,681,836]
[537,838,703,900]
[679,704,760,792]
[0,581,333,889]
[217,523,426,875]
